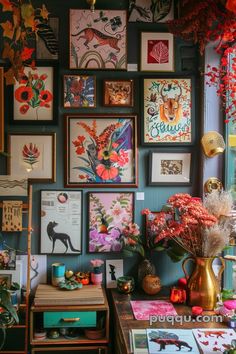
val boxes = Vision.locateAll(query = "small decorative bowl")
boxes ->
[117,276,135,294]
[84,328,105,340]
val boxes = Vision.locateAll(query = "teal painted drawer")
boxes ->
[43,311,96,328]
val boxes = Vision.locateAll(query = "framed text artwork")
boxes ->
[128,0,174,23]
[149,150,192,185]
[88,192,134,253]
[140,32,174,72]
[0,67,4,152]
[69,9,127,70]
[65,114,138,187]
[143,78,192,144]
[7,133,56,183]
[63,75,96,108]
[40,190,82,254]
[12,63,57,124]
[103,80,134,107]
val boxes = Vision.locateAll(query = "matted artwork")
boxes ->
[103,80,133,107]
[18,255,47,292]
[0,67,4,152]
[143,78,192,144]
[0,249,16,270]
[63,75,96,108]
[129,0,174,23]
[105,259,123,288]
[0,175,28,196]
[13,65,56,123]
[69,9,127,70]
[8,133,56,183]
[36,17,59,60]
[88,192,134,253]
[2,200,23,232]
[140,32,174,72]
[65,114,138,187]
[40,190,82,254]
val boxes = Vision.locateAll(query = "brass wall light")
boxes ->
[87,0,96,12]
[201,131,226,157]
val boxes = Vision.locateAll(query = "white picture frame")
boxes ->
[105,259,123,288]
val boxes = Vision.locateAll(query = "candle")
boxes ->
[191,306,203,316]
[117,276,135,294]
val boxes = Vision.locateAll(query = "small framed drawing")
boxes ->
[63,75,96,108]
[0,67,4,152]
[149,150,192,185]
[40,190,82,254]
[69,9,127,70]
[0,274,12,288]
[36,17,59,60]
[0,250,16,270]
[129,0,174,22]
[143,78,192,144]
[106,259,123,288]
[88,192,134,253]
[103,80,133,107]
[140,32,174,72]
[65,114,138,187]
[12,62,58,124]
[7,133,56,183]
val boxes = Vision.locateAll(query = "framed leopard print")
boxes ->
[103,80,134,107]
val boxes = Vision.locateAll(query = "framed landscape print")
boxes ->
[149,150,192,185]
[143,78,192,144]
[0,67,4,152]
[88,192,134,253]
[40,190,82,254]
[65,114,138,187]
[69,9,127,70]
[129,0,174,23]
[103,80,133,107]
[63,75,96,108]
[8,133,56,183]
[12,63,57,124]
[140,32,174,72]
[36,17,59,60]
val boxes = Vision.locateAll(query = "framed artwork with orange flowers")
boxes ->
[7,133,56,183]
[64,114,138,187]
[63,75,96,108]
[12,62,57,124]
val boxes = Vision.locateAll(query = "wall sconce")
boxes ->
[87,0,96,12]
[201,131,226,157]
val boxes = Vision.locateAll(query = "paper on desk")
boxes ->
[192,328,236,353]
[130,300,177,320]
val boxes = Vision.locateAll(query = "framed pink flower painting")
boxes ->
[140,32,174,71]
[88,192,134,253]
[65,114,138,187]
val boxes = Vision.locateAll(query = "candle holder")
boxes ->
[117,276,135,294]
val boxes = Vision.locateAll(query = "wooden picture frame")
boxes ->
[103,79,134,107]
[40,190,82,255]
[63,75,96,108]
[0,67,4,152]
[88,192,134,253]
[12,62,58,124]
[69,9,127,70]
[65,114,138,188]
[142,78,192,145]
[7,133,56,183]
[140,32,174,72]
[149,150,192,185]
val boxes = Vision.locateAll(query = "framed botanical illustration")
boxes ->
[7,133,56,183]
[0,67,4,152]
[143,78,192,144]
[65,114,138,187]
[149,150,192,185]
[12,62,57,124]
[69,9,127,70]
[36,17,59,60]
[140,32,174,72]
[40,190,82,254]
[88,192,134,253]
[129,0,174,23]
[103,80,133,107]
[63,75,96,108]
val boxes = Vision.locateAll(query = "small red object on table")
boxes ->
[191,306,203,317]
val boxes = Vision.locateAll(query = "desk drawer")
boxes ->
[43,311,96,328]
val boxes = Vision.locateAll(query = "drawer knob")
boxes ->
[61,317,80,322]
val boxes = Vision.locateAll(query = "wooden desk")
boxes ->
[111,290,228,354]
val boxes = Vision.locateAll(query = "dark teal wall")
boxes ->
[0,0,201,287]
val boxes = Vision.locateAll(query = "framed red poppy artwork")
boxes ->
[12,62,57,124]
[64,114,138,187]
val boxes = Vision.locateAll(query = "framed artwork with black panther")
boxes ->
[40,190,82,254]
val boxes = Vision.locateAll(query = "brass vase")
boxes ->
[182,256,225,310]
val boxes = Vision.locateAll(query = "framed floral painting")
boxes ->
[140,32,174,72]
[69,9,127,70]
[143,78,192,144]
[63,75,96,108]
[0,67,4,152]
[88,192,134,253]
[7,133,56,183]
[65,114,138,187]
[103,80,133,107]
[12,63,57,124]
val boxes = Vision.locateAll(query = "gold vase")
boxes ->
[182,256,225,310]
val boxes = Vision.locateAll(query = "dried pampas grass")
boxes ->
[203,190,233,219]
[201,224,230,257]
